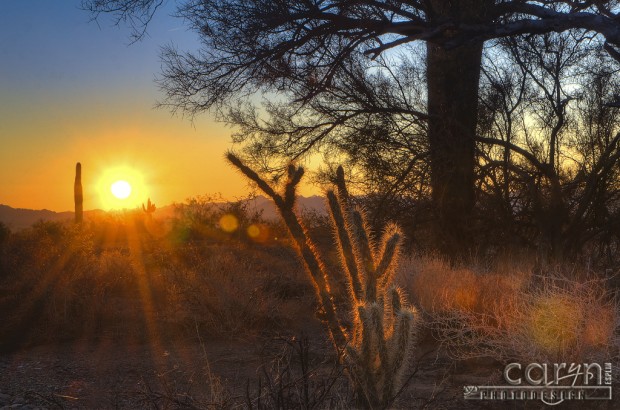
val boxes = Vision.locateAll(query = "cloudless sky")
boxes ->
[0,0,302,212]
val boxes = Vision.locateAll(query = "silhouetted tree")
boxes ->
[477,30,620,260]
[84,0,620,259]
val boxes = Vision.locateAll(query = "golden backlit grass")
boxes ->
[404,256,527,316]
[0,206,617,370]
[399,255,619,363]
[0,210,312,351]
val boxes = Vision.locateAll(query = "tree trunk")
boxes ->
[426,41,483,260]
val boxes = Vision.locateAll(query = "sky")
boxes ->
[0,0,308,212]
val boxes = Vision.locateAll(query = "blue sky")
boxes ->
[0,0,191,96]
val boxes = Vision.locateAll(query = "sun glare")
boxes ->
[111,180,132,199]
[97,166,147,210]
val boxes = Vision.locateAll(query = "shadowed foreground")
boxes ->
[0,203,618,408]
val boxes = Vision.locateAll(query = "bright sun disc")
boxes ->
[111,180,132,199]
[97,165,148,210]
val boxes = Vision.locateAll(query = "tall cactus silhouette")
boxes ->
[227,153,417,408]
[74,162,83,224]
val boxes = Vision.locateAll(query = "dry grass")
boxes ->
[2,208,619,406]
[398,255,619,365]
[158,242,313,337]
[0,214,314,351]
[400,255,529,316]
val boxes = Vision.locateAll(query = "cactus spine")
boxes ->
[227,154,417,408]
[74,162,83,224]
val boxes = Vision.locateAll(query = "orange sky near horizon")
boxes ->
[1,85,255,212]
[0,1,319,212]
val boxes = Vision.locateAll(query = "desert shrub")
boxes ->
[94,248,139,297]
[401,255,529,316]
[504,275,618,363]
[169,194,224,243]
[402,256,619,365]
[170,194,271,244]
[159,241,313,337]
[0,221,105,348]
[246,334,352,409]
[0,222,11,279]
[0,221,9,244]
[0,219,158,349]
[0,205,320,350]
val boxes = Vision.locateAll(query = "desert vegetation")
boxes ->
[1,175,619,408]
[3,1,620,408]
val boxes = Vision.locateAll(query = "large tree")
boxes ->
[85,0,620,258]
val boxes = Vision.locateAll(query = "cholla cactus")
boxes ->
[227,153,417,408]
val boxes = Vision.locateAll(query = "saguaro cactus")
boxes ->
[142,198,156,217]
[74,162,83,224]
[227,153,417,408]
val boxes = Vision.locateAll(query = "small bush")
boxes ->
[402,255,619,365]
[402,255,528,316]
[159,241,312,337]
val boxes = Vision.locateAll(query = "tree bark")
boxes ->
[426,41,484,260]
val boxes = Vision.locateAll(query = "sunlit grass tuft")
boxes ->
[399,255,618,364]
[526,293,582,354]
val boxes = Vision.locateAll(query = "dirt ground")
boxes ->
[0,330,615,409]
[0,329,482,409]
[0,337,556,410]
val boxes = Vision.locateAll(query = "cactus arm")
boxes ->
[371,303,390,388]
[327,190,363,302]
[281,208,347,348]
[384,302,415,403]
[142,198,156,215]
[352,210,375,267]
[335,166,350,203]
[284,164,304,208]
[375,226,402,290]
[226,153,347,349]
[357,306,379,402]
[226,152,281,203]
[390,287,403,314]
[390,312,414,376]
[350,209,377,301]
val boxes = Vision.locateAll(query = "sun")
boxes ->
[97,165,148,210]
[111,180,132,199]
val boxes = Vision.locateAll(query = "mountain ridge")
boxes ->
[0,195,326,231]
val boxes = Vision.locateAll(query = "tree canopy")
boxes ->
[84,0,620,260]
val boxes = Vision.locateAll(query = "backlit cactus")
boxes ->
[74,162,83,224]
[142,198,156,216]
[227,153,417,408]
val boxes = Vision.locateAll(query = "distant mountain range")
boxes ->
[0,196,326,231]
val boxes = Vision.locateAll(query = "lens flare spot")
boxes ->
[246,223,270,242]
[219,214,239,232]
[247,224,260,238]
